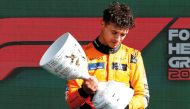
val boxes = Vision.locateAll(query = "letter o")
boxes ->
[179,29,190,41]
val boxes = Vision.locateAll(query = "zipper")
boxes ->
[106,54,109,81]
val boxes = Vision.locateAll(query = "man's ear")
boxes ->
[101,20,106,28]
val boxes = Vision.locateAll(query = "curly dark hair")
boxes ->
[103,2,135,29]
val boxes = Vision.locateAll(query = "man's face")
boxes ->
[100,21,129,48]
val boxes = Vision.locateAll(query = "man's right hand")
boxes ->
[82,76,98,95]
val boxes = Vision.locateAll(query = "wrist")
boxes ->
[78,87,89,98]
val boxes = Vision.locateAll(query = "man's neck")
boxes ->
[93,37,120,54]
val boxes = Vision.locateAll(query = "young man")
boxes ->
[65,2,150,109]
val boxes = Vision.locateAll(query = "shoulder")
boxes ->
[82,42,98,56]
[82,42,95,54]
[121,44,141,55]
[121,44,141,63]
[82,42,94,51]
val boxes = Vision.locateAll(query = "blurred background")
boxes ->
[0,0,190,109]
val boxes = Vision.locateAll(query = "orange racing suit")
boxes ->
[65,38,150,109]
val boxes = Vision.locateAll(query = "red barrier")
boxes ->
[170,18,190,28]
[0,45,49,80]
[0,18,172,80]
[0,18,172,50]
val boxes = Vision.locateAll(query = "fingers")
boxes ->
[82,77,98,95]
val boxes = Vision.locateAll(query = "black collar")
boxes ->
[93,37,120,54]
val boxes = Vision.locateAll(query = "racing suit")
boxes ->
[65,38,150,109]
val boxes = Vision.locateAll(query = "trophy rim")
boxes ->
[39,32,71,66]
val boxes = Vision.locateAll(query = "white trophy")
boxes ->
[93,81,134,109]
[39,32,90,80]
[39,32,134,109]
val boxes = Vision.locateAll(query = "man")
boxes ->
[65,2,150,109]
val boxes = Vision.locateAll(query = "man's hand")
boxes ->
[82,76,98,95]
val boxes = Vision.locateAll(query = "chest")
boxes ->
[87,53,131,86]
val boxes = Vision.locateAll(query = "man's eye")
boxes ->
[121,34,126,37]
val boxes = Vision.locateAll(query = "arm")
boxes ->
[65,77,98,109]
[128,51,150,109]
[65,79,88,109]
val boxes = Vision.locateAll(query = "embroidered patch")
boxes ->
[112,62,127,71]
[130,54,137,63]
[88,62,105,70]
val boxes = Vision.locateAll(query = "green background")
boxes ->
[1,0,190,109]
